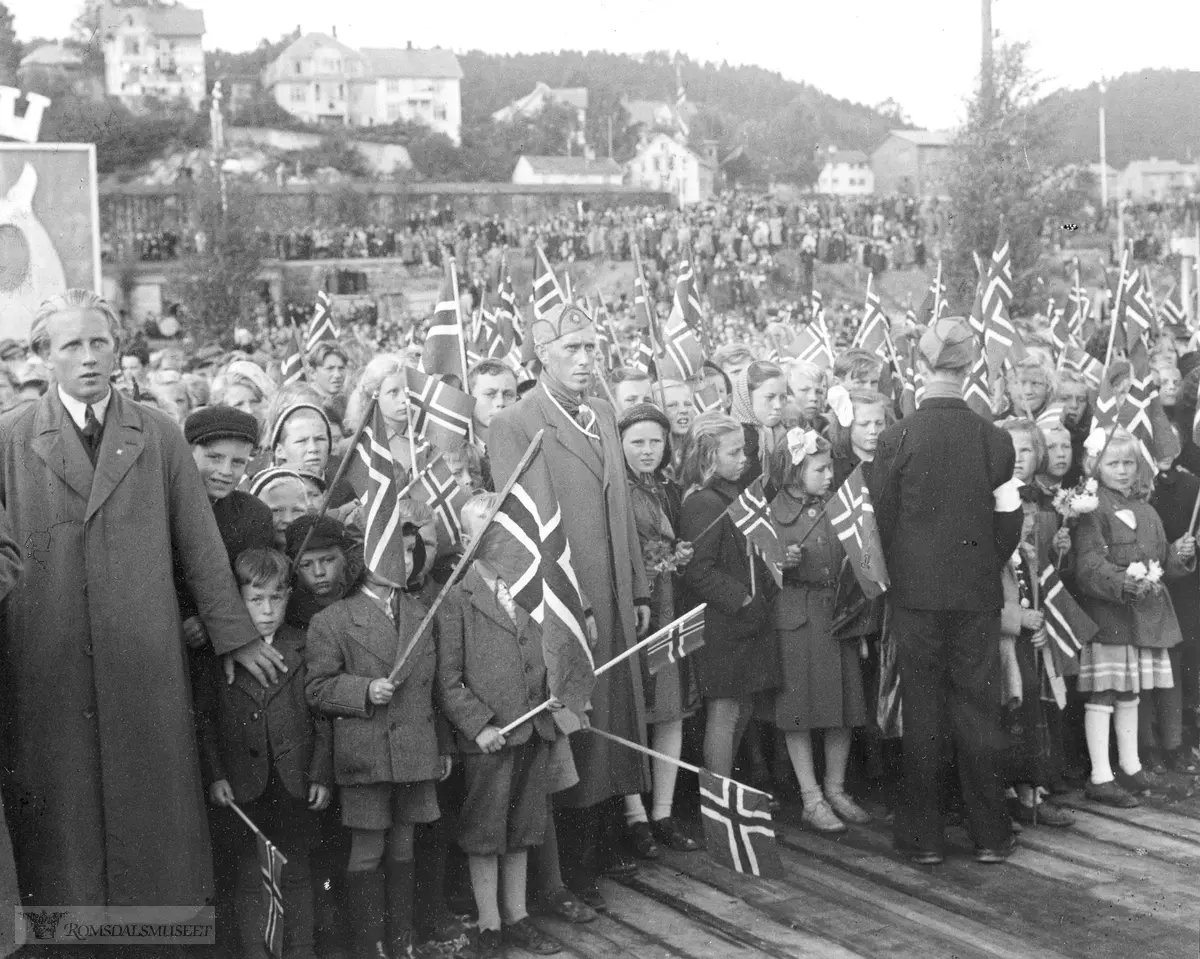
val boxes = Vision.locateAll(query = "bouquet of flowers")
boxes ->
[1053,478,1100,522]
[643,539,691,576]
[1125,560,1163,585]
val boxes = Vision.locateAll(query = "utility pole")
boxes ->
[980,0,994,118]
[607,114,614,159]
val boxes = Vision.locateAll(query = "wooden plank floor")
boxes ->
[518,788,1200,959]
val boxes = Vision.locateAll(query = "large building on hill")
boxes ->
[816,147,874,196]
[1117,158,1199,202]
[870,129,953,198]
[98,1,207,111]
[626,133,715,205]
[262,33,463,143]
[494,83,588,151]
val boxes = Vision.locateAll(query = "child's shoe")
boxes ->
[825,791,871,825]
[801,800,847,834]
[1084,779,1140,808]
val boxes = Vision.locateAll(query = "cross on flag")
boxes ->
[827,466,889,599]
[533,245,565,320]
[412,455,468,552]
[1040,564,1096,657]
[963,352,992,419]
[852,276,892,362]
[727,478,784,586]
[423,259,468,383]
[970,235,1025,377]
[405,366,475,453]
[1162,283,1187,328]
[1117,267,1157,349]
[699,771,784,879]
[280,331,306,386]
[256,831,287,959]
[659,304,705,380]
[347,404,409,586]
[646,605,706,675]
[304,286,339,353]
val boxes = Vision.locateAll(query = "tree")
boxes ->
[0,3,20,86]
[944,42,1056,317]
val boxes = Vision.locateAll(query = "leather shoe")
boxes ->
[566,880,607,913]
[826,791,871,825]
[974,836,1018,864]
[1084,779,1140,808]
[537,888,598,924]
[626,821,661,860]
[1114,768,1157,797]
[650,816,701,852]
[1013,802,1074,828]
[801,800,847,834]
[601,850,639,879]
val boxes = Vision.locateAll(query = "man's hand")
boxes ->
[439,756,453,781]
[475,725,506,753]
[369,679,395,706]
[208,780,234,807]
[182,616,209,649]
[635,603,652,637]
[782,544,804,570]
[230,638,287,687]
[307,783,331,811]
[1176,534,1196,562]
[1020,609,1045,632]
[1052,527,1072,556]
[584,612,599,648]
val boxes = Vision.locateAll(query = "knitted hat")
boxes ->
[284,515,353,558]
[618,403,673,475]
[247,467,309,499]
[918,317,976,372]
[529,302,594,347]
[268,402,332,456]
[184,405,259,447]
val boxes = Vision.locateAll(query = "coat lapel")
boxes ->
[30,392,94,504]
[464,568,519,636]
[347,594,401,666]
[534,388,604,483]
[86,392,146,523]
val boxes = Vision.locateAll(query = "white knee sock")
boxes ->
[650,721,684,822]
[623,793,648,826]
[1114,697,1142,776]
[1085,703,1115,784]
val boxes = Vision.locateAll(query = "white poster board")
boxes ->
[0,143,101,343]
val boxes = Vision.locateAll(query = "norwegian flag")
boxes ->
[1048,300,1072,352]
[256,830,287,959]
[1121,339,1175,468]
[694,380,724,413]
[728,478,784,586]
[674,254,704,330]
[423,260,468,383]
[1162,283,1188,329]
[699,771,784,879]
[304,286,339,352]
[627,338,656,376]
[404,367,474,453]
[1066,268,1090,340]
[963,352,992,419]
[280,330,306,385]
[659,304,705,380]
[827,466,889,599]
[914,266,948,326]
[1040,564,1096,657]
[852,276,892,361]
[1117,267,1157,350]
[810,289,825,322]
[1060,343,1104,388]
[772,321,833,370]
[890,337,921,417]
[412,455,468,552]
[480,451,595,714]
[645,605,706,675]
[347,405,409,585]
[533,245,565,320]
[473,308,508,359]
[970,235,1025,376]
[593,298,624,370]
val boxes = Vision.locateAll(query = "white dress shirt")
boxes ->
[58,386,112,430]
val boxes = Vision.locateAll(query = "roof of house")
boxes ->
[886,129,953,148]
[518,156,623,177]
[19,43,84,70]
[623,97,700,128]
[633,133,716,168]
[494,83,589,122]
[549,87,588,110]
[1124,158,1198,174]
[823,150,868,166]
[360,47,463,80]
[101,3,205,36]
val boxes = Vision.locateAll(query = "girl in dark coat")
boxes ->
[679,412,781,779]
[770,429,868,835]
[618,405,701,856]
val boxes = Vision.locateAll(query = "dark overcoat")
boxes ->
[305,590,443,786]
[196,624,333,802]
[489,384,650,806]
[0,389,257,908]
[0,508,21,957]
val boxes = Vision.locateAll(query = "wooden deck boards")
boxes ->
[527,792,1200,959]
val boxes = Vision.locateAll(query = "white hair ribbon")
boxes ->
[787,427,820,466]
[827,383,854,428]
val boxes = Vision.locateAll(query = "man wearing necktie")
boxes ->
[0,290,282,918]
[489,302,652,910]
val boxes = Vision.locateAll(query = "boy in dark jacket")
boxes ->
[198,548,332,959]
[435,494,562,959]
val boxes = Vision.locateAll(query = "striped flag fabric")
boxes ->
[1047,301,1071,352]
[674,254,704,330]
[280,330,306,385]
[659,303,705,380]
[674,60,690,139]
[1066,269,1089,340]
[1060,343,1104,388]
[693,380,724,413]
[412,455,468,552]
[963,352,992,419]
[423,260,468,383]
[256,831,287,959]
[727,477,784,585]
[971,235,1026,376]
[404,367,474,453]
[852,276,891,361]
[1122,338,1176,468]
[1162,284,1187,329]
[473,308,507,359]
[827,466,889,599]
[699,771,784,879]
[771,321,833,369]
[645,605,706,675]
[627,338,656,377]
[1040,564,1097,657]
[914,267,947,326]
[304,286,339,352]
[349,404,408,585]
[533,245,565,320]
[1117,267,1157,349]
[479,451,595,715]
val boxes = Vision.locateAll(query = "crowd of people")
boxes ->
[2,273,1200,959]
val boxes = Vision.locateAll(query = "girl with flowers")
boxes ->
[1074,427,1196,807]
[769,428,869,834]
[616,404,701,857]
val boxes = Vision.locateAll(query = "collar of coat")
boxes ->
[460,565,528,634]
[32,388,147,523]
[229,625,307,703]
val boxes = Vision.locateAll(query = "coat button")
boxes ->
[84,645,93,656]
[82,709,95,719]
[390,721,398,731]
[808,508,817,517]
[251,712,260,720]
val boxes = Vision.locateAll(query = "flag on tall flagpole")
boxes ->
[699,772,784,878]
[304,284,339,352]
[404,367,475,452]
[347,403,408,586]
[423,259,468,384]
[673,59,690,139]
[827,466,889,599]
[533,246,565,320]
[851,274,892,362]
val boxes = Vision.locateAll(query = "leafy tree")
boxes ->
[293,134,370,178]
[945,42,1056,316]
[0,3,20,86]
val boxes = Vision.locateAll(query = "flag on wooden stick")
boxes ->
[1040,564,1096,657]
[256,828,287,958]
[404,367,474,453]
[423,260,468,384]
[412,455,468,552]
[348,403,409,586]
[727,477,784,585]
[699,771,784,879]
[827,466,889,599]
[852,274,892,362]
[280,328,306,385]
[304,285,339,352]
[646,605,705,674]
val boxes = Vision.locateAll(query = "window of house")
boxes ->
[123,37,140,56]
[386,79,399,95]
[290,84,306,103]
[315,83,321,99]
[434,104,447,121]
[387,103,403,122]
[294,61,302,75]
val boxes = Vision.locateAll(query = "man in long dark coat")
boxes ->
[489,302,651,907]
[0,290,284,913]
[869,317,1024,864]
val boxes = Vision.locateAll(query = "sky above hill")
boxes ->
[11,0,1200,130]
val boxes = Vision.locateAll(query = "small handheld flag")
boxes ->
[1039,564,1096,657]
[257,832,286,959]
[645,606,705,674]
[304,285,339,353]
[827,466,889,599]
[699,771,784,879]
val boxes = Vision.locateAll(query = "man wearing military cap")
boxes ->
[869,317,1025,865]
[488,302,651,907]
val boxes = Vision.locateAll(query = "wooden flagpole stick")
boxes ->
[228,801,289,865]
[1103,247,1128,372]
[286,392,378,582]
[385,430,545,684]
[588,726,772,797]
[1187,487,1200,536]
[448,258,476,446]
[497,604,708,737]
[932,258,943,319]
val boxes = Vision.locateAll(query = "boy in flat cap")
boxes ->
[868,317,1025,866]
